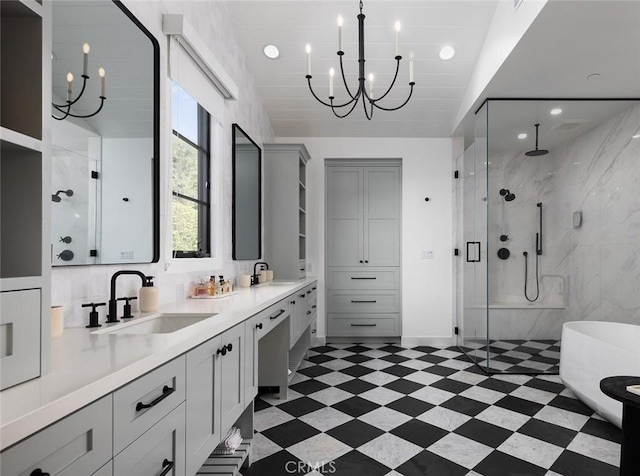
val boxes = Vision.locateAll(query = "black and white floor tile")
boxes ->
[240,343,621,476]
[464,340,561,374]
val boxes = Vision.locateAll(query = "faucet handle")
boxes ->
[117,296,138,319]
[82,302,106,328]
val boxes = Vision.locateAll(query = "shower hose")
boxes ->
[523,251,540,302]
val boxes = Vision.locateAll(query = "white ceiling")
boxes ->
[225,0,499,138]
[226,0,640,140]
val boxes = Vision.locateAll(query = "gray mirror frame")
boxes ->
[231,124,261,260]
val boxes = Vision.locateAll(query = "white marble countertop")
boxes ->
[0,278,316,451]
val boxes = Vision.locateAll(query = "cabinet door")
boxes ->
[0,396,112,476]
[364,166,401,266]
[326,167,363,267]
[220,324,245,433]
[0,289,41,390]
[185,335,222,476]
[113,403,185,476]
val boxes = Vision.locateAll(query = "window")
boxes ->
[171,82,211,258]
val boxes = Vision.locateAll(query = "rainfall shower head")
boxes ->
[525,124,549,157]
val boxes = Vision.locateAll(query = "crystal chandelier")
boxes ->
[305,0,415,120]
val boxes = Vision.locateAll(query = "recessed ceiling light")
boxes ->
[263,44,280,59]
[587,73,601,81]
[439,45,455,60]
[550,108,562,115]
[517,133,527,140]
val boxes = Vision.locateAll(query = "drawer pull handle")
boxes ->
[159,458,174,476]
[270,309,286,320]
[351,300,377,303]
[30,470,50,476]
[306,290,311,294]
[136,385,175,412]
[290,300,296,305]
[351,323,377,327]
[256,323,263,329]
[351,277,376,280]
[311,305,317,309]
[299,294,306,298]
[312,287,317,290]
[306,311,312,315]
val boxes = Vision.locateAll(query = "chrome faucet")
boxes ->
[107,270,147,323]
[252,262,269,285]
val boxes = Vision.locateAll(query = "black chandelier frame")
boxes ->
[305,0,415,120]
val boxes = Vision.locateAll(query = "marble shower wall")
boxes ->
[485,103,640,339]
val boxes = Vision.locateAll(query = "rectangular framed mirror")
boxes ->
[51,0,159,266]
[232,124,261,260]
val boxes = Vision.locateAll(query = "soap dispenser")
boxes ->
[139,276,159,312]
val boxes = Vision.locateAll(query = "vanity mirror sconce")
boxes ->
[51,0,159,266]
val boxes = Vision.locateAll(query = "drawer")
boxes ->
[114,402,185,476]
[328,314,400,336]
[327,290,400,313]
[327,268,400,290]
[0,289,41,390]
[113,355,186,455]
[1,395,112,476]
[251,301,290,340]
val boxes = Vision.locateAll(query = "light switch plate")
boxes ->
[421,250,434,259]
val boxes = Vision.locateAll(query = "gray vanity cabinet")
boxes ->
[185,324,245,476]
[113,403,185,476]
[263,143,311,280]
[0,396,112,476]
[0,0,52,390]
[326,162,401,337]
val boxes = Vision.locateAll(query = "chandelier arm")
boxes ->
[372,83,414,112]
[372,58,401,103]
[54,97,106,119]
[362,93,374,120]
[338,54,357,100]
[52,75,89,108]
[307,76,358,108]
[51,107,71,121]
[330,95,360,118]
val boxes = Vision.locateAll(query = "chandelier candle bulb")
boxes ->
[337,15,343,52]
[305,44,311,76]
[409,51,414,83]
[395,21,401,57]
[82,42,90,76]
[368,73,374,98]
[98,67,106,97]
[329,68,335,97]
[66,72,74,101]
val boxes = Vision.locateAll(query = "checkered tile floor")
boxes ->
[464,340,561,374]
[240,344,621,476]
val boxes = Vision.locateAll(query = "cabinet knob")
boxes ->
[365,260,369,263]
[256,323,263,329]
[31,470,50,476]
[226,343,233,353]
[290,300,296,305]
[217,347,227,356]
[359,260,363,263]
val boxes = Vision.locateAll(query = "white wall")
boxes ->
[278,137,454,345]
[51,0,275,328]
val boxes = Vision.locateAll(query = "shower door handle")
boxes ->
[466,242,481,263]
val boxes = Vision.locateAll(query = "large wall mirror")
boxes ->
[232,124,261,260]
[51,0,159,266]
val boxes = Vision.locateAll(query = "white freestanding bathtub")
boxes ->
[560,321,640,428]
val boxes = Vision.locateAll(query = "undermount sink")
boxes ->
[93,313,216,335]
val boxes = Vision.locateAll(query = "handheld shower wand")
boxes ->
[523,202,543,302]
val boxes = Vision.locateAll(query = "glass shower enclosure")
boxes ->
[459,98,640,374]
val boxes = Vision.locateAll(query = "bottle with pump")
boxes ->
[139,276,160,312]
[218,275,226,294]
